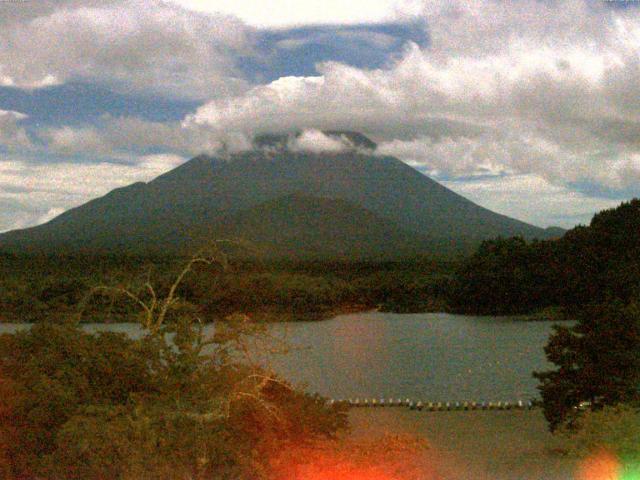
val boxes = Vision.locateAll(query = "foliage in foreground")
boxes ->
[0,248,350,479]
[558,404,640,480]
[0,320,347,479]
[560,404,640,459]
[0,247,436,479]
[535,302,640,431]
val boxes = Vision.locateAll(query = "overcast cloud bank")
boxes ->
[0,0,639,230]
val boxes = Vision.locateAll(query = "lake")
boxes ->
[0,312,563,402]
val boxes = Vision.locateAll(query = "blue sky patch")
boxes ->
[238,21,429,82]
[0,82,200,128]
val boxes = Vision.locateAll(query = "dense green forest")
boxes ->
[510,199,640,467]
[535,301,640,430]
[434,199,640,462]
[439,198,640,438]
[449,199,640,317]
[2,201,640,475]
[0,254,452,323]
[3,199,640,325]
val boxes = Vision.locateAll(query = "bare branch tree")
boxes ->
[76,240,296,428]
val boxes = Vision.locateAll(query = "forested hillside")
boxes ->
[449,199,640,316]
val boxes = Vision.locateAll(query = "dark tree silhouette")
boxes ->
[534,302,640,431]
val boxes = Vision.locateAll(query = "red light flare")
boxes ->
[576,449,621,480]
[289,463,400,480]
[270,433,436,480]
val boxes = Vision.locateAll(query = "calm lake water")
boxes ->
[0,312,563,402]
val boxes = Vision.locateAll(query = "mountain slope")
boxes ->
[0,136,560,257]
[209,193,436,259]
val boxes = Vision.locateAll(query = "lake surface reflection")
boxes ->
[0,312,563,402]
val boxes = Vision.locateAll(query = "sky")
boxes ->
[1,0,639,231]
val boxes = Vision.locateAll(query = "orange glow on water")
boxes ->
[576,450,621,480]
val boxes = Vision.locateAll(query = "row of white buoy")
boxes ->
[327,398,535,411]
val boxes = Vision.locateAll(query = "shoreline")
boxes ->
[0,306,574,324]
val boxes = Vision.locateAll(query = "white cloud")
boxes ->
[0,153,186,232]
[184,0,640,191]
[41,126,111,156]
[2,0,640,231]
[0,0,251,98]
[376,133,640,190]
[378,135,517,177]
[0,109,32,150]
[39,115,263,157]
[33,207,66,226]
[169,0,424,29]
[40,118,220,156]
[288,129,349,153]
[442,174,622,228]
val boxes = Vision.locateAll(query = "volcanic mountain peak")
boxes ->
[0,137,562,258]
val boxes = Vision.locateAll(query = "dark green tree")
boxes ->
[448,199,640,317]
[448,237,561,315]
[534,302,640,431]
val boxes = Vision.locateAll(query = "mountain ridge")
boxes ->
[0,135,563,258]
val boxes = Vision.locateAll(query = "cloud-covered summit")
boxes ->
[252,130,377,154]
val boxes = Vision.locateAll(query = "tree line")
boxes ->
[2,199,640,471]
[0,254,452,323]
[448,199,640,317]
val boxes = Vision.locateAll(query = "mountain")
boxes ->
[0,133,562,258]
[209,193,436,259]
